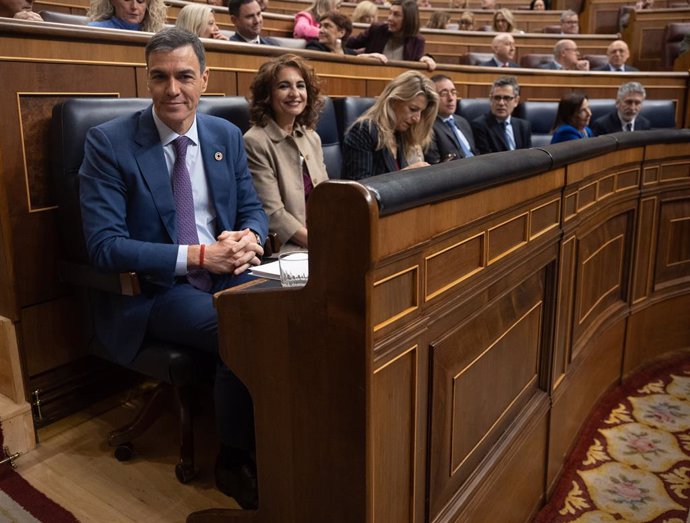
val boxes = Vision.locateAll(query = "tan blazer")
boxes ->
[244,120,328,245]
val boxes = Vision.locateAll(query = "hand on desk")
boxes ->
[190,229,264,276]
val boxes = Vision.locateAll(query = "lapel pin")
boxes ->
[214,152,223,161]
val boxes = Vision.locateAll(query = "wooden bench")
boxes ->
[623,7,690,70]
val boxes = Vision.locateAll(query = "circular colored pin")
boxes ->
[214,152,223,161]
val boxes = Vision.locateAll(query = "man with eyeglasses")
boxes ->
[539,39,589,71]
[480,33,519,68]
[592,40,639,72]
[559,9,579,34]
[590,81,651,135]
[425,74,479,164]
[471,76,532,154]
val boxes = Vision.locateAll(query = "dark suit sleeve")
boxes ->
[405,35,425,61]
[346,26,372,51]
[342,122,377,180]
[425,128,442,164]
[590,118,606,136]
[457,116,477,154]
[471,117,492,155]
[521,119,532,148]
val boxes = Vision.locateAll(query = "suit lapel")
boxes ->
[134,108,177,241]
[197,116,230,232]
[489,117,509,150]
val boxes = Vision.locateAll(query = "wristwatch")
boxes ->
[250,230,262,245]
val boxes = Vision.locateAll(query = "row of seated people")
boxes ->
[53,30,678,509]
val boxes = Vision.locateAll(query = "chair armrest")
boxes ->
[58,260,141,296]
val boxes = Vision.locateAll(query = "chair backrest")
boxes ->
[519,53,553,68]
[464,52,494,65]
[272,36,308,49]
[198,96,251,134]
[542,24,562,33]
[39,10,88,25]
[51,98,152,262]
[315,97,342,179]
[640,99,677,128]
[584,54,608,69]
[333,97,376,142]
[588,99,617,122]
[662,22,690,68]
[516,101,558,145]
[457,98,490,122]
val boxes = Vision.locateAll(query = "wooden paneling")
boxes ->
[654,196,690,290]
[623,8,690,71]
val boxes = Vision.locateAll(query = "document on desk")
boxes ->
[249,259,282,280]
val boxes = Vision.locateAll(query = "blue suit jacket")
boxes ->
[550,124,593,143]
[79,107,268,364]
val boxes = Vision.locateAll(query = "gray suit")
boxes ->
[426,115,478,164]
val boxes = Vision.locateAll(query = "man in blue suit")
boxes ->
[79,28,268,509]
[228,0,280,45]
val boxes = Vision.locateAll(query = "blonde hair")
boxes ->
[426,10,451,29]
[356,70,439,158]
[492,8,517,32]
[352,0,377,23]
[309,0,338,19]
[87,0,167,32]
[175,3,213,36]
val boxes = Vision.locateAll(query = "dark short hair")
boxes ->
[249,54,324,129]
[390,0,420,38]
[553,91,587,130]
[228,0,258,17]
[145,28,206,72]
[490,76,520,96]
[431,74,452,83]
[320,11,353,41]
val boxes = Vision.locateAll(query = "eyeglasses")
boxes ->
[439,89,458,98]
[491,95,515,102]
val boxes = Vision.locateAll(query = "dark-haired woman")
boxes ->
[345,0,436,70]
[244,54,328,250]
[305,12,357,54]
[550,92,593,144]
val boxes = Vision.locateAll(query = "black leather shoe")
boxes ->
[215,457,259,510]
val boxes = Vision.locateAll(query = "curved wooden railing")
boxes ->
[188,129,690,522]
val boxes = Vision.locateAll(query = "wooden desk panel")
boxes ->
[623,7,690,71]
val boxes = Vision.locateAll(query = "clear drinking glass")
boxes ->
[278,251,309,287]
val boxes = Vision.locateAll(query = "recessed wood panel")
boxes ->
[615,169,639,191]
[659,161,690,183]
[487,213,528,264]
[578,234,625,324]
[632,197,658,303]
[643,166,659,185]
[373,346,417,523]
[654,198,690,290]
[373,267,418,331]
[564,192,577,220]
[425,234,484,301]
[428,271,545,516]
[598,174,615,199]
[577,182,598,211]
[530,199,560,240]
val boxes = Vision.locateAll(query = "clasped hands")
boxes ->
[188,229,263,276]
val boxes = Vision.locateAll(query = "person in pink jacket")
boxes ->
[293,0,340,39]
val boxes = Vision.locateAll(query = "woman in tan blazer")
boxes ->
[244,54,328,250]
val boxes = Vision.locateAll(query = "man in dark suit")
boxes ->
[538,39,590,70]
[592,40,639,72]
[471,76,532,154]
[79,29,268,509]
[426,74,478,163]
[480,33,520,68]
[591,81,651,135]
[228,0,280,45]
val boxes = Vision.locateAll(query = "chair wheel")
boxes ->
[114,442,134,461]
[175,463,196,484]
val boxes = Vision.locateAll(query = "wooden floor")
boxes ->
[14,384,240,522]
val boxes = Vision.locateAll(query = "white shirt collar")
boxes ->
[152,107,199,147]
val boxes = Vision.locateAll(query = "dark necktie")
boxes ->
[502,120,516,150]
[624,122,633,132]
[171,136,212,292]
[445,118,474,158]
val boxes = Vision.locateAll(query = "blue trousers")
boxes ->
[146,272,255,451]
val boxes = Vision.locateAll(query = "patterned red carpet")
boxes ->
[0,423,79,523]
[535,352,690,523]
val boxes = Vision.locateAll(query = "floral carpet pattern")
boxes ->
[535,354,690,523]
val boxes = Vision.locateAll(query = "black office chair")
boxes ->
[50,97,216,484]
[333,97,375,143]
[316,97,342,179]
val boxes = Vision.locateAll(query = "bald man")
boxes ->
[0,0,42,20]
[480,33,520,68]
[539,39,589,71]
[592,40,639,72]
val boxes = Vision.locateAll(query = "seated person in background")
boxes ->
[87,0,166,31]
[79,28,267,509]
[480,0,496,9]
[539,39,589,70]
[244,55,328,250]
[592,40,638,72]
[176,4,229,40]
[529,0,547,10]
[425,74,478,163]
[293,0,340,39]
[458,10,475,30]
[492,8,522,33]
[417,0,431,7]
[0,0,42,20]
[352,0,378,23]
[346,0,437,70]
[427,10,451,29]
[471,76,532,153]
[306,11,357,54]
[481,33,519,67]
[342,70,439,180]
[228,0,279,44]
[591,81,651,135]
[450,0,468,7]
[551,92,592,143]
[560,9,579,34]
